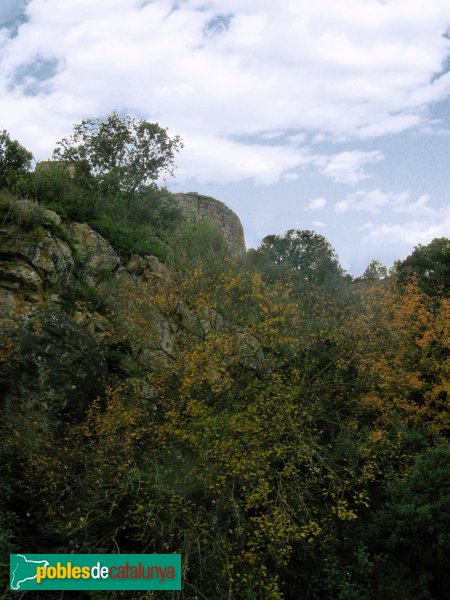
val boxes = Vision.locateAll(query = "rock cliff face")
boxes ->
[0,195,259,433]
[172,192,246,257]
[0,221,74,299]
[0,210,113,423]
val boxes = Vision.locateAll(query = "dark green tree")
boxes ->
[52,112,183,197]
[368,445,450,598]
[394,238,450,297]
[252,229,344,289]
[0,130,33,190]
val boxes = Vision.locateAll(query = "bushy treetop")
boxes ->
[395,237,450,297]
[0,129,33,190]
[253,228,344,288]
[52,112,183,196]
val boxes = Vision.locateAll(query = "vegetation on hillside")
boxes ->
[0,121,449,599]
[12,114,183,261]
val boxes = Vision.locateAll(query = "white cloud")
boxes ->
[358,221,374,232]
[355,114,421,138]
[307,197,327,210]
[174,133,309,185]
[335,188,436,215]
[312,220,326,227]
[361,216,450,246]
[259,130,285,140]
[311,133,328,144]
[352,193,450,247]
[0,0,450,182]
[281,172,300,182]
[289,133,307,144]
[314,151,384,184]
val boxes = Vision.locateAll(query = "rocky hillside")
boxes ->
[0,195,255,431]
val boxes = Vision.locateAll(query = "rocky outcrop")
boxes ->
[0,218,115,428]
[0,310,106,422]
[0,220,121,302]
[174,301,225,338]
[172,192,246,257]
[69,222,120,273]
[125,254,168,278]
[0,194,260,438]
[0,222,74,299]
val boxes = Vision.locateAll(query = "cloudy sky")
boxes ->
[1,0,450,274]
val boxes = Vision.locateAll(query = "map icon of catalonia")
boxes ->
[10,555,49,590]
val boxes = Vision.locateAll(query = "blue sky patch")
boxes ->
[11,57,59,96]
[204,14,233,37]
[0,0,29,37]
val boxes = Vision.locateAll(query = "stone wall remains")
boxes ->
[172,192,246,257]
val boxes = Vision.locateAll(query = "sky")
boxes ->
[1,0,450,275]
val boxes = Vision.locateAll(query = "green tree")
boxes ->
[251,229,344,292]
[52,112,183,197]
[367,445,450,598]
[0,130,33,190]
[394,238,450,297]
[361,259,389,281]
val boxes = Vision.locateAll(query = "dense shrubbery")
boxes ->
[2,251,448,598]
[17,160,96,220]
[0,124,449,599]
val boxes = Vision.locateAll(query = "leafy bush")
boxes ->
[17,161,97,221]
[60,281,110,313]
[0,190,50,229]
[127,187,182,231]
[254,229,343,280]
[15,161,182,262]
[89,215,167,260]
[91,186,182,229]
[4,121,184,266]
